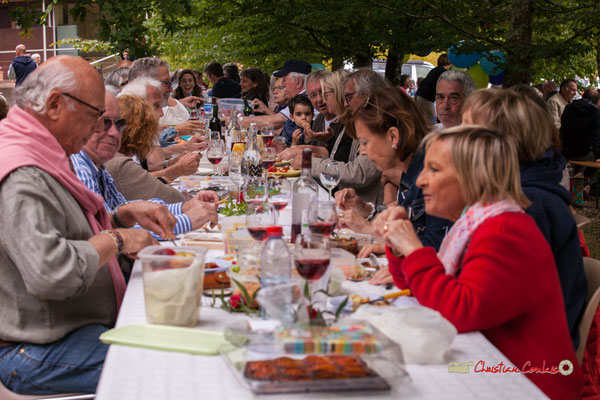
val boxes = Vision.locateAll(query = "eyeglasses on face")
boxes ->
[435,93,463,105]
[344,91,358,102]
[101,117,127,133]
[323,90,334,99]
[61,92,105,118]
[272,86,285,92]
[160,80,172,88]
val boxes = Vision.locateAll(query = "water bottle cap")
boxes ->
[266,226,283,237]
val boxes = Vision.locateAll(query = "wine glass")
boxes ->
[246,203,276,244]
[262,147,277,172]
[307,201,338,237]
[294,233,331,292]
[229,152,244,203]
[267,178,292,221]
[319,160,340,201]
[242,175,266,205]
[261,125,275,147]
[206,139,225,175]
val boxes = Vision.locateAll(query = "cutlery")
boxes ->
[359,289,411,304]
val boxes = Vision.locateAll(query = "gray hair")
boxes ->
[14,61,77,114]
[437,70,477,97]
[128,57,170,82]
[287,71,307,87]
[305,70,330,90]
[105,85,119,98]
[104,67,130,91]
[346,68,389,98]
[120,77,161,99]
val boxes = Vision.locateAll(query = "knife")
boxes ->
[368,253,382,270]
[360,289,412,304]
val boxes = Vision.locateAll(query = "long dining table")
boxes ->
[95,158,547,399]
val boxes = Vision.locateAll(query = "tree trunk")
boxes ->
[331,56,344,71]
[503,0,534,87]
[385,49,400,84]
[354,51,372,69]
[596,40,600,87]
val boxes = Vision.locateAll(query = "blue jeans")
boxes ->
[0,324,109,395]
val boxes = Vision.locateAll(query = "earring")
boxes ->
[392,144,398,150]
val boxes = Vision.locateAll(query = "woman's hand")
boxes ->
[357,242,385,258]
[371,206,408,241]
[368,264,394,286]
[174,120,205,136]
[173,152,201,176]
[383,219,423,257]
[180,135,207,152]
[116,202,177,239]
[118,228,158,257]
[335,188,371,217]
[337,209,374,235]
[251,99,274,115]
[178,96,203,108]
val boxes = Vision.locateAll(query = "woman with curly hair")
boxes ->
[173,69,203,100]
[104,95,199,203]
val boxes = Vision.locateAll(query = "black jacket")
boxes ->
[11,56,37,86]
[560,98,600,159]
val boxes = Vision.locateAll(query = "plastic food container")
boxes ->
[139,246,207,327]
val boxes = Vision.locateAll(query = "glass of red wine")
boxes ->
[260,125,275,147]
[307,201,338,237]
[206,138,225,175]
[242,175,266,205]
[267,177,291,222]
[246,203,277,244]
[294,233,331,306]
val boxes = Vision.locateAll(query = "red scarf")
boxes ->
[0,106,125,310]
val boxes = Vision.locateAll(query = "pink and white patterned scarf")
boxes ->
[438,200,524,276]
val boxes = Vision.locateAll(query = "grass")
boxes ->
[576,199,600,259]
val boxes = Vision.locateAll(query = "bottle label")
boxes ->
[204,104,213,115]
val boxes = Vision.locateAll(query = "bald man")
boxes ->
[8,44,37,86]
[0,55,175,395]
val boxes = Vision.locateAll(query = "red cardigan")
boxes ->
[387,212,583,400]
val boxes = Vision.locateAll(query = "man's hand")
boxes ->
[180,135,207,152]
[311,126,335,143]
[116,202,177,240]
[173,152,201,176]
[174,120,205,136]
[178,96,204,108]
[183,200,218,230]
[357,242,386,258]
[251,99,274,115]
[335,188,371,218]
[118,228,159,258]
[368,265,395,286]
[278,147,302,162]
[183,190,220,211]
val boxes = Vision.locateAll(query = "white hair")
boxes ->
[288,72,307,87]
[14,60,77,114]
[119,77,161,99]
[31,53,41,61]
[105,85,119,98]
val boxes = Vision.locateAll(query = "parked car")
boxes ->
[372,59,434,83]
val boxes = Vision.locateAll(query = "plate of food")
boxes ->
[267,166,301,177]
[205,255,236,274]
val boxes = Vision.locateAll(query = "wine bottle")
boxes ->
[242,123,262,178]
[291,148,318,243]
[243,97,254,117]
[209,97,221,135]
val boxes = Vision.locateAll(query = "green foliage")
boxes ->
[51,38,111,52]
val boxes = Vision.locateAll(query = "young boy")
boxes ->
[281,94,314,146]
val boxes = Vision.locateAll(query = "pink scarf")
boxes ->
[0,106,125,310]
[438,200,524,276]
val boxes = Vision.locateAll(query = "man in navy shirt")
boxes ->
[204,62,241,98]
[8,44,37,86]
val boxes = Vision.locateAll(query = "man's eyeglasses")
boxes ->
[61,92,105,118]
[160,80,172,88]
[101,117,127,133]
[344,91,358,103]
[272,86,285,92]
[435,93,463,105]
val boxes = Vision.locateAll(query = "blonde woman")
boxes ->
[383,126,582,399]
[461,89,586,350]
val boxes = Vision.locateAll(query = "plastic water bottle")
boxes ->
[260,226,291,287]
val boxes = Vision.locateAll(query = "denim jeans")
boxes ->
[0,324,109,395]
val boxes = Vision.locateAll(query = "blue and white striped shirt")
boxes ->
[71,151,192,237]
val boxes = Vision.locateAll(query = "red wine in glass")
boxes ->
[295,258,330,281]
[308,221,335,236]
[261,134,274,146]
[246,198,265,206]
[247,227,269,241]
[208,156,222,165]
[262,160,275,170]
[270,201,288,211]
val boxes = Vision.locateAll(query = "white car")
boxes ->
[372,59,434,83]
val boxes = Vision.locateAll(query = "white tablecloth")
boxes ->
[96,247,547,400]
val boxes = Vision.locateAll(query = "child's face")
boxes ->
[292,104,314,127]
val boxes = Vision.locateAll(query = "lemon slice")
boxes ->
[232,143,246,152]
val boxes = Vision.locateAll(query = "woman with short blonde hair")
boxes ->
[460,88,586,352]
[384,125,582,399]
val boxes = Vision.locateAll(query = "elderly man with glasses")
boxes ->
[0,55,177,395]
[71,88,219,246]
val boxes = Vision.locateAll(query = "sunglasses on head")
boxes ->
[101,118,127,133]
